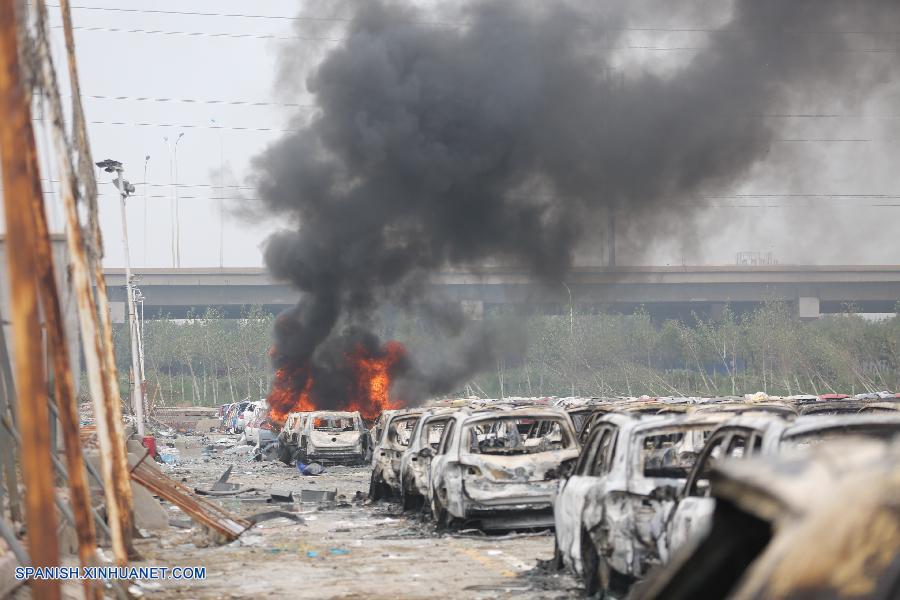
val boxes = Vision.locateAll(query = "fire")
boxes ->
[266,341,407,424]
[347,341,406,420]
[267,364,314,425]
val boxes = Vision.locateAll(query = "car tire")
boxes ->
[581,530,604,596]
[550,535,564,571]
[368,471,383,501]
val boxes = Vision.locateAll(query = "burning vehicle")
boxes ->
[635,439,900,599]
[398,407,462,511]
[369,409,423,500]
[664,412,900,559]
[553,413,727,596]
[243,400,276,446]
[276,410,370,465]
[428,407,579,531]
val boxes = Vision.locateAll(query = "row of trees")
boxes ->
[107,303,900,407]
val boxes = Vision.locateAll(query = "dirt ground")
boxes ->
[130,433,582,599]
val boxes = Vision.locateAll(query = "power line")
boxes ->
[81,94,315,109]
[72,95,900,120]
[57,25,340,42]
[51,26,900,53]
[52,4,900,36]
[42,119,299,132]
[37,119,879,140]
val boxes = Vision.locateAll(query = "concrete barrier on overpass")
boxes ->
[103,265,900,321]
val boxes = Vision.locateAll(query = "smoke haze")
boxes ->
[252,0,900,405]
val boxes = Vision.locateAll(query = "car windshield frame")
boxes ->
[461,414,576,456]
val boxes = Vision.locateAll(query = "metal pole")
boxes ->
[211,118,224,267]
[29,144,101,598]
[165,137,175,267]
[174,132,184,267]
[54,0,135,562]
[116,168,146,437]
[142,154,149,265]
[0,1,62,593]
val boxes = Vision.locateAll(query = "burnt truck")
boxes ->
[277,410,371,465]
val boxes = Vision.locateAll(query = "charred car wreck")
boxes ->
[428,407,579,531]
[277,410,371,465]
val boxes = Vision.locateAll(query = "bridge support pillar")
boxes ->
[798,296,820,320]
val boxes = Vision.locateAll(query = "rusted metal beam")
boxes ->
[45,0,136,555]
[0,311,23,523]
[0,0,61,596]
[29,0,134,564]
[28,138,101,599]
[131,461,251,541]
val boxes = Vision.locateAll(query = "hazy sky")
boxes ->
[27,0,900,269]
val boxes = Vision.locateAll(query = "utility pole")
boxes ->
[142,154,149,265]
[98,159,145,437]
[211,118,224,267]
[164,134,184,267]
[0,0,62,595]
[174,132,184,267]
[110,159,144,438]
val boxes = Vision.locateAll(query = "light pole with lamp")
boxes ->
[96,158,145,437]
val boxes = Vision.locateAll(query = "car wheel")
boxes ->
[581,530,604,597]
[550,535,564,572]
[368,471,383,501]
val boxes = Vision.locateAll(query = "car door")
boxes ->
[428,418,457,509]
[555,425,614,570]
[665,428,752,557]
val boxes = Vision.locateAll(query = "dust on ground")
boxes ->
[134,433,581,599]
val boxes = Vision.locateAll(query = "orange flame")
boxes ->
[267,365,314,425]
[347,341,406,420]
[266,341,407,424]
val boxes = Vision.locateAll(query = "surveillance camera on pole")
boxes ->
[104,158,146,437]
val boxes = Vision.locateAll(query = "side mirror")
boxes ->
[418,447,435,459]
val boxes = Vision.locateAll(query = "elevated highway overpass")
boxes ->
[104,265,900,321]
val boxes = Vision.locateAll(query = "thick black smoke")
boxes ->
[253,0,900,405]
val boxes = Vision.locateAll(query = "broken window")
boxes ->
[463,417,575,455]
[422,418,449,449]
[589,428,617,476]
[437,420,456,455]
[387,416,419,447]
[313,416,358,432]
[641,426,712,479]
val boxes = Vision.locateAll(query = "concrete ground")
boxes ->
[131,433,582,599]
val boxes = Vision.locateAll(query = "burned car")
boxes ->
[635,439,900,600]
[369,409,423,500]
[664,412,900,559]
[428,407,579,531]
[276,410,370,465]
[554,413,727,596]
[398,407,461,511]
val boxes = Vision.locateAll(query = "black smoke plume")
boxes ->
[252,0,900,406]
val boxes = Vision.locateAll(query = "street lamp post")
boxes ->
[97,158,145,437]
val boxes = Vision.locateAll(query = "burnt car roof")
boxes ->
[781,413,900,439]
